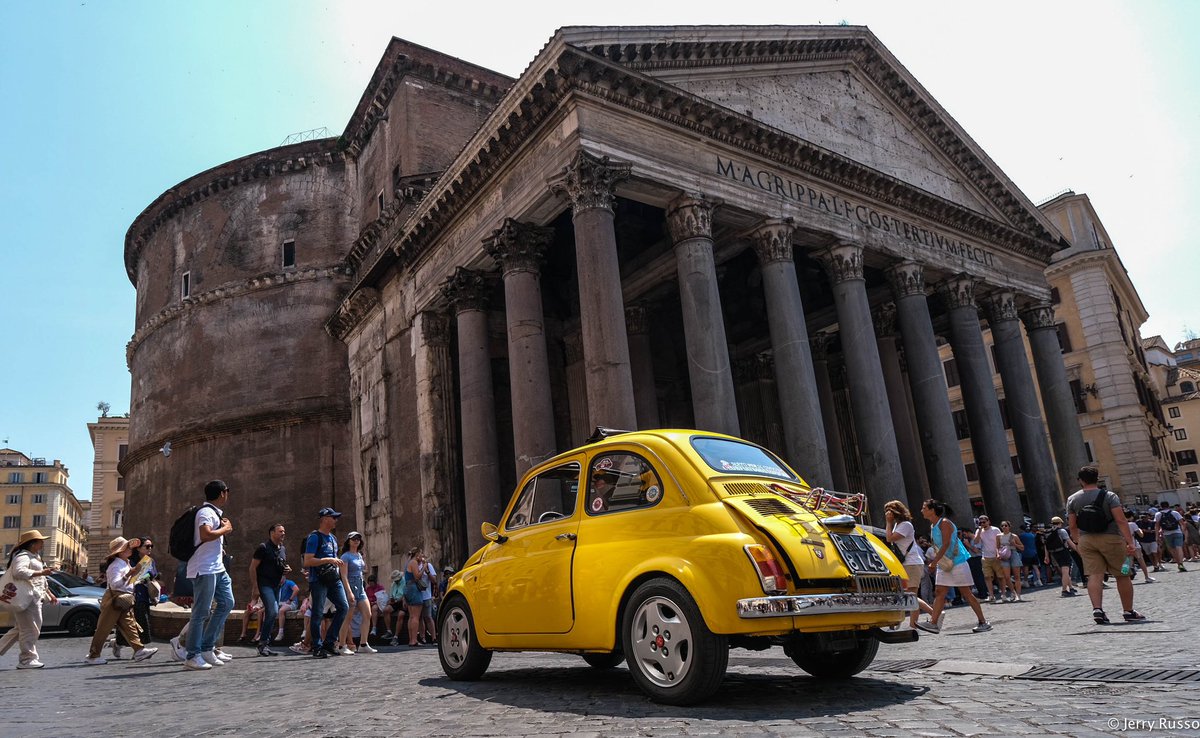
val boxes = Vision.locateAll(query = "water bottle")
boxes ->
[1120,556,1132,576]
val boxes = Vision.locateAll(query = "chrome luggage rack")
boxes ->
[769,483,866,518]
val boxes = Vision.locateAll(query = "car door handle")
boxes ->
[556,532,577,541]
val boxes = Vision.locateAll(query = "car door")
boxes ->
[475,459,582,634]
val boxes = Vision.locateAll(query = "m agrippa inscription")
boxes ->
[716,156,998,269]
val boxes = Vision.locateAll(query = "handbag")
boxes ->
[147,579,163,602]
[316,564,341,588]
[998,545,1012,561]
[0,567,37,612]
[936,556,956,572]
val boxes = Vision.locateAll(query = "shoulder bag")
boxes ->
[0,565,37,612]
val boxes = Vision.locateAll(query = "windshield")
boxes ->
[690,437,797,481]
[51,571,91,589]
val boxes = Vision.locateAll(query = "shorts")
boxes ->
[1021,554,1038,567]
[1078,533,1127,578]
[1050,549,1073,568]
[999,556,1019,570]
[981,557,1006,580]
[903,563,925,588]
[935,559,974,588]
[348,577,367,603]
[1139,540,1158,554]
[403,583,423,606]
[1162,531,1184,549]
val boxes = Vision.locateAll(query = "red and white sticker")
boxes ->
[597,457,613,469]
[591,497,605,512]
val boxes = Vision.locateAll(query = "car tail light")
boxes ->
[744,544,787,594]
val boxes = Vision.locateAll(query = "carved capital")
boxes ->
[872,302,897,339]
[484,218,552,276]
[810,331,836,361]
[665,194,719,243]
[981,290,1020,326]
[885,260,926,299]
[548,150,630,214]
[749,218,796,264]
[1020,302,1057,332]
[440,268,494,313]
[563,331,584,364]
[418,310,452,347]
[818,242,864,284]
[938,274,978,312]
[625,304,650,335]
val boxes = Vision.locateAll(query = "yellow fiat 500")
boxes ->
[437,428,917,705]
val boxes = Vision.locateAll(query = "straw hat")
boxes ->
[390,569,404,582]
[107,536,140,556]
[16,530,49,547]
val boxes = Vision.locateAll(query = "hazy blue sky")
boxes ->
[2,0,1197,499]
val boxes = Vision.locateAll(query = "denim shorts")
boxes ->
[348,576,367,603]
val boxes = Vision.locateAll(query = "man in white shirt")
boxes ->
[972,516,1008,603]
[184,480,235,671]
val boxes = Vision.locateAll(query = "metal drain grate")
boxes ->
[870,659,939,673]
[1017,666,1200,684]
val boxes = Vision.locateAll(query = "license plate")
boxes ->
[829,533,889,574]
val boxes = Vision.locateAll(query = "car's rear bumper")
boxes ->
[735,591,918,618]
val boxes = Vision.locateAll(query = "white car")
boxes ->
[0,578,101,636]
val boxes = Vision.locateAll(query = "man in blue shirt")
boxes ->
[302,508,349,658]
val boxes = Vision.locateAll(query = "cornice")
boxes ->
[127,264,352,367]
[326,287,382,343]
[1044,248,1117,278]
[124,139,346,286]
[344,173,440,273]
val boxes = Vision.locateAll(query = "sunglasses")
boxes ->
[142,543,154,548]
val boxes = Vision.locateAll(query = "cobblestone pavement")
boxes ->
[3,567,1197,737]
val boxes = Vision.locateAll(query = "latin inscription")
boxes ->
[716,156,998,269]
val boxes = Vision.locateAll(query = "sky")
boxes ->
[1,0,1197,499]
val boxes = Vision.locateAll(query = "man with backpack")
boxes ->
[302,507,349,659]
[1043,516,1078,596]
[174,480,236,670]
[1066,466,1144,625]
[1155,504,1188,572]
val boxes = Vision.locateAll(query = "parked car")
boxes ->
[437,428,917,705]
[0,577,100,636]
[50,571,101,594]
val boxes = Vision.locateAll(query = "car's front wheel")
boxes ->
[621,578,727,705]
[63,610,98,637]
[438,595,492,680]
[786,635,879,679]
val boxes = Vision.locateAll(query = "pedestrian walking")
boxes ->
[1066,466,1145,624]
[1126,514,1156,583]
[182,480,236,670]
[1155,506,1188,572]
[0,530,58,669]
[338,531,377,653]
[247,522,288,656]
[129,537,160,642]
[915,500,991,634]
[883,500,934,629]
[1044,517,1079,596]
[973,515,1009,603]
[401,547,428,647]
[84,537,159,665]
[997,521,1024,601]
[302,507,350,659]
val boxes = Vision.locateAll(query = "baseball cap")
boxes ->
[317,507,342,518]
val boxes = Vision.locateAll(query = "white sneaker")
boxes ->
[358,643,378,654]
[133,647,159,662]
[200,651,224,666]
[107,638,123,659]
[83,656,108,665]
[1013,594,1022,602]
[170,636,186,662]
[214,649,233,662]
[184,655,212,671]
[338,645,355,656]
[17,659,44,669]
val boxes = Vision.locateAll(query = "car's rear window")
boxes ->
[690,437,796,480]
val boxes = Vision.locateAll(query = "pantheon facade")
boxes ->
[122,26,1089,573]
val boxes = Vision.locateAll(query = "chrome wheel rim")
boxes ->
[441,606,470,669]
[630,595,693,688]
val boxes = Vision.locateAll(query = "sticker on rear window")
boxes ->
[644,485,661,502]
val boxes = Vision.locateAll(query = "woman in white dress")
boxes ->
[915,500,992,634]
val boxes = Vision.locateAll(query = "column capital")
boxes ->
[938,274,978,311]
[665,194,720,243]
[548,150,630,214]
[981,290,1020,326]
[484,218,552,276]
[872,302,897,339]
[440,267,494,313]
[624,303,651,335]
[748,218,796,264]
[818,242,864,283]
[810,331,836,361]
[418,310,452,347]
[1020,302,1057,331]
[885,260,926,299]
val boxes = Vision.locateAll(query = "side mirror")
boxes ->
[481,522,507,544]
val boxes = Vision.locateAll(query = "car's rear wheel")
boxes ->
[581,651,623,669]
[786,635,878,679]
[64,610,98,637]
[438,595,492,680]
[621,578,727,705]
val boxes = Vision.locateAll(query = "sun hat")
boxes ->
[16,530,49,547]
[1050,516,1064,525]
[390,569,404,582]
[108,536,139,556]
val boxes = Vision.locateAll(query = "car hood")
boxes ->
[68,586,107,598]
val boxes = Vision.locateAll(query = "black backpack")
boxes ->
[1075,490,1111,533]
[168,503,217,561]
[1158,511,1180,531]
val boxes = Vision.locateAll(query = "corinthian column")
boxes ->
[811,333,851,493]
[486,218,557,475]
[939,275,1022,525]
[1022,303,1090,498]
[819,243,904,523]
[413,310,464,567]
[749,218,830,483]
[548,151,637,430]
[441,268,502,547]
[625,304,661,429]
[666,194,740,436]
[874,302,929,515]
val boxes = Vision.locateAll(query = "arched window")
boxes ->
[1181,381,1196,394]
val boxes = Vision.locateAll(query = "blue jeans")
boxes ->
[187,571,234,658]
[308,578,348,650]
[257,584,281,644]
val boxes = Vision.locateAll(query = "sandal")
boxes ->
[1092,608,1109,624]
[1122,610,1147,622]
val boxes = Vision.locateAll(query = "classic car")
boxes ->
[437,428,917,704]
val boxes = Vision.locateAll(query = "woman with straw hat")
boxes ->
[0,530,58,668]
[83,537,159,665]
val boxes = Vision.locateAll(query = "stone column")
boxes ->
[486,218,557,475]
[983,292,1062,524]
[749,218,830,485]
[625,304,661,429]
[441,268,503,547]
[549,151,637,430]
[874,303,929,516]
[939,275,1023,525]
[665,194,740,436]
[820,243,905,523]
[811,332,851,493]
[563,331,589,447]
[886,261,972,526]
[413,311,465,567]
[1022,303,1090,500]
